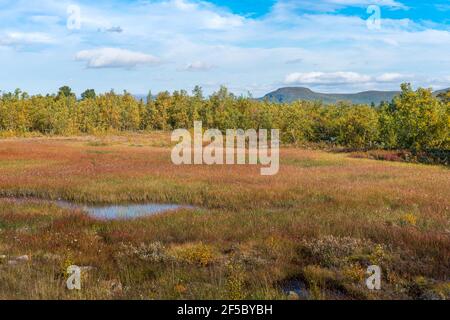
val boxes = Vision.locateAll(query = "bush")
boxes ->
[1,84,448,154]
[169,242,218,267]
[384,84,449,151]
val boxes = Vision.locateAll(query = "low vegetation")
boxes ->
[1,84,449,154]
[0,135,448,300]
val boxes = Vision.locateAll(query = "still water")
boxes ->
[57,201,187,220]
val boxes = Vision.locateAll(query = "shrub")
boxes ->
[342,263,366,283]
[301,236,370,267]
[169,242,217,267]
[225,262,246,300]
[386,84,449,151]
[1,84,448,153]
[399,213,418,227]
[118,242,169,263]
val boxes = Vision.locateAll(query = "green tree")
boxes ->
[335,105,379,149]
[378,102,397,149]
[390,83,448,150]
[169,90,190,129]
[57,86,76,99]
[152,92,171,130]
[278,102,315,144]
[81,89,96,100]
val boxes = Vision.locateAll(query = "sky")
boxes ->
[0,0,449,96]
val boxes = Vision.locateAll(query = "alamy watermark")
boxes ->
[366,265,382,290]
[67,5,81,30]
[171,122,280,176]
[66,265,81,290]
[367,5,381,30]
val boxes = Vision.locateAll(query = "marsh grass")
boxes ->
[0,134,449,300]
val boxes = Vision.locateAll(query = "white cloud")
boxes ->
[203,14,244,29]
[376,73,410,82]
[0,32,55,46]
[283,71,433,92]
[75,48,161,69]
[273,0,407,13]
[0,0,449,95]
[173,0,197,11]
[285,72,417,87]
[285,72,372,85]
[334,0,405,7]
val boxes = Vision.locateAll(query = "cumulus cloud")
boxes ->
[202,14,244,29]
[376,73,410,82]
[75,48,161,69]
[273,0,407,13]
[0,32,55,46]
[285,72,415,86]
[285,72,372,85]
[170,0,244,29]
[1,0,449,95]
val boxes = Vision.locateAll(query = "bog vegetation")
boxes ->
[0,136,449,300]
[0,84,448,152]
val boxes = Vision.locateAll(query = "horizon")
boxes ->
[2,83,448,99]
[1,0,450,96]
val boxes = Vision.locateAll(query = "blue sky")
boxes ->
[0,0,449,96]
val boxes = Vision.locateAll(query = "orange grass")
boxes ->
[0,134,449,300]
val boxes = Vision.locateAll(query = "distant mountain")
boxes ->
[261,87,400,105]
[434,88,450,96]
[133,87,450,105]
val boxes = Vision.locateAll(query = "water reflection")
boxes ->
[57,201,187,220]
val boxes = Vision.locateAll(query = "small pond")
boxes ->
[57,201,188,220]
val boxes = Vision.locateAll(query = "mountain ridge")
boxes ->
[261,87,450,105]
[132,87,450,105]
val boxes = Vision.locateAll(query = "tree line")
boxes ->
[0,84,448,151]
